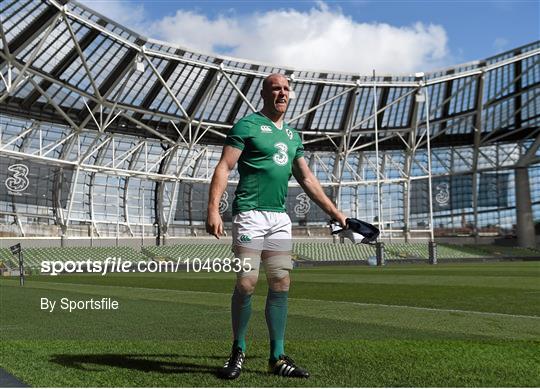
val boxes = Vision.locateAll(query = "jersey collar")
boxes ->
[258,111,285,130]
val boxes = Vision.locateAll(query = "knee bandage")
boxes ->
[263,254,293,279]
[234,247,262,278]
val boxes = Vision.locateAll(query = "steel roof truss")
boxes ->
[61,13,101,99]
[25,75,78,128]
[1,3,61,67]
[8,14,62,99]
[146,145,176,175]
[349,133,397,153]
[349,86,416,134]
[0,63,29,103]
[432,150,452,173]
[169,120,188,145]
[190,72,223,146]
[31,129,76,157]
[516,132,540,167]
[141,51,189,121]
[290,85,354,127]
[0,17,10,58]
[220,68,256,113]
[313,153,338,182]
[302,132,341,145]
[0,122,37,151]
[78,134,111,165]
[385,154,407,177]
[121,113,176,145]
[481,89,539,143]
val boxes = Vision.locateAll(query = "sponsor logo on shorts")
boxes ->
[239,234,252,242]
[260,125,272,133]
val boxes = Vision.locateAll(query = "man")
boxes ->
[206,73,346,380]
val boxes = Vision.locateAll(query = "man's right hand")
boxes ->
[206,211,224,239]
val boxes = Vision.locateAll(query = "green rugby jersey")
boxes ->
[225,112,304,215]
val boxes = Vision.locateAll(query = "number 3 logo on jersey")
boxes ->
[273,142,288,166]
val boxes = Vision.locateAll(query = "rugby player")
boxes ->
[206,73,347,379]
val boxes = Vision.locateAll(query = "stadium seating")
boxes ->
[384,243,487,260]
[463,245,540,257]
[0,248,19,269]
[291,242,540,262]
[0,243,538,272]
[19,246,148,269]
[142,244,233,262]
[293,242,376,261]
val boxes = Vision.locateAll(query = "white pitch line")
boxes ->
[5,280,540,320]
[289,297,540,320]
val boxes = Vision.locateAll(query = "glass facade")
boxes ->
[0,0,538,239]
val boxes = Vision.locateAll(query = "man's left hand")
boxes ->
[333,212,348,229]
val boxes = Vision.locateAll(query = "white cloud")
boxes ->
[79,0,147,32]
[149,10,243,54]
[80,1,450,75]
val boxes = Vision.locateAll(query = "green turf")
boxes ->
[0,262,539,387]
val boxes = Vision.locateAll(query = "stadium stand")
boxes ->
[293,242,540,262]
[464,245,540,257]
[0,248,18,269]
[383,243,486,260]
[294,242,376,262]
[1,242,539,274]
[142,244,233,262]
[21,247,148,269]
[0,0,538,249]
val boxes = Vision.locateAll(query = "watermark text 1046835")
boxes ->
[40,257,252,275]
[185,257,252,273]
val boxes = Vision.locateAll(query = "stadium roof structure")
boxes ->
[2,0,539,150]
[0,0,539,243]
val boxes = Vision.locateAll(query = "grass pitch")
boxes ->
[0,262,539,387]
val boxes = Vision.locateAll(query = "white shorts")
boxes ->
[232,210,293,278]
[232,210,292,252]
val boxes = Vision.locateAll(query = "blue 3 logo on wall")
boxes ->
[5,164,30,194]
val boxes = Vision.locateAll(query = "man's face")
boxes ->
[261,75,290,114]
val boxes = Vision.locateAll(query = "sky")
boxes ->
[79,0,539,75]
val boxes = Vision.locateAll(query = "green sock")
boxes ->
[231,287,252,352]
[265,289,288,362]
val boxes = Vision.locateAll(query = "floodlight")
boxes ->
[135,55,145,72]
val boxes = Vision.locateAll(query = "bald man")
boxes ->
[207,74,346,380]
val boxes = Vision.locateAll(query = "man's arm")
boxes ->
[206,145,242,238]
[292,157,347,227]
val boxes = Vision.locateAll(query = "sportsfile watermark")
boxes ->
[40,257,253,276]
